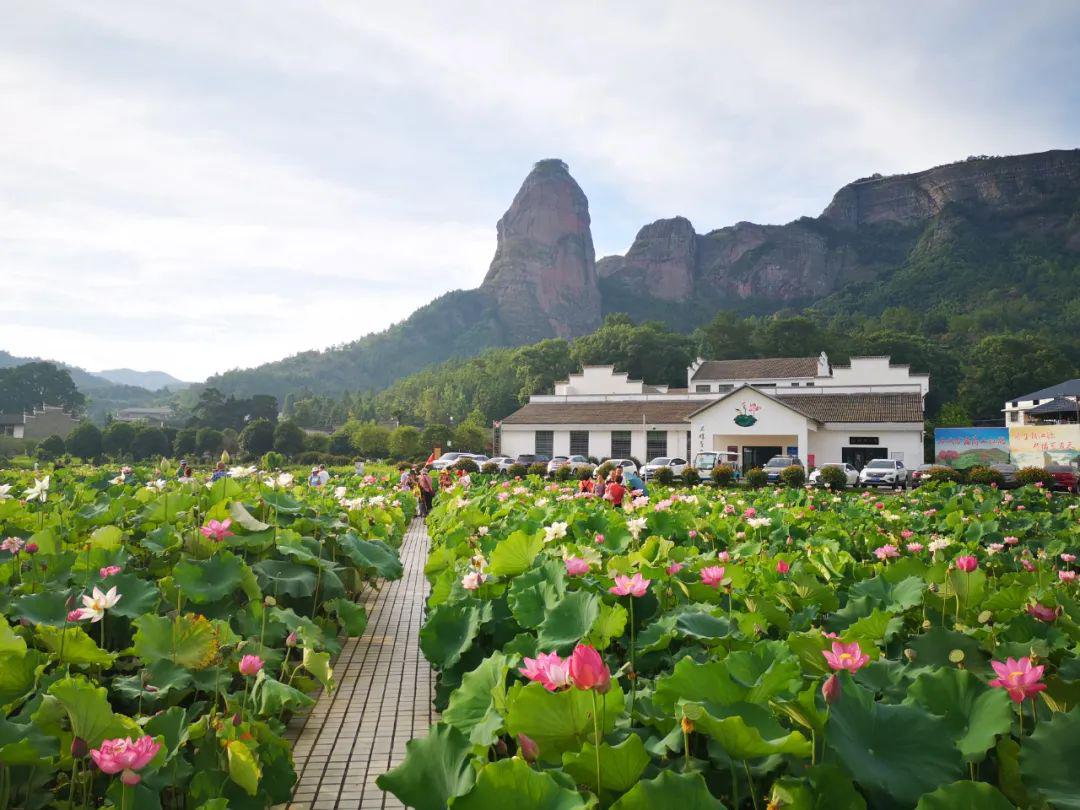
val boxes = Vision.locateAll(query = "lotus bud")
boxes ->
[264,595,276,607]
[70,737,88,758]
[680,715,695,734]
[232,713,242,727]
[903,648,917,662]
[821,674,841,705]
[516,733,538,764]
[220,450,231,464]
[285,631,299,648]
[493,737,508,758]
[25,542,38,555]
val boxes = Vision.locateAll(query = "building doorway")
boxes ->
[743,445,781,470]
[842,447,888,470]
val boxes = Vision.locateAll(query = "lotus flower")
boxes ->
[199,519,234,543]
[955,555,978,573]
[1004,535,1019,546]
[743,507,756,518]
[1,537,24,554]
[543,522,568,543]
[594,533,605,545]
[77,586,121,622]
[609,573,651,597]
[1062,553,1076,563]
[568,644,611,693]
[517,733,539,763]
[874,544,899,561]
[461,571,486,590]
[989,656,1045,703]
[627,518,648,539]
[23,476,49,503]
[776,559,791,575]
[99,565,123,578]
[263,472,293,489]
[519,651,571,691]
[90,736,162,785]
[238,655,264,677]
[1059,570,1077,583]
[821,673,841,704]
[67,609,84,623]
[1027,603,1057,623]
[666,562,684,575]
[822,641,869,672]
[700,566,726,588]
[0,484,12,500]
[564,557,590,576]
[906,542,924,553]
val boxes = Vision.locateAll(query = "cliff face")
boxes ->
[600,149,1080,308]
[481,159,601,342]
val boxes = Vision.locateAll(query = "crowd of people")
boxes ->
[398,463,474,518]
[577,464,647,506]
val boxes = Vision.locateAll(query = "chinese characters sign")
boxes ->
[1008,425,1079,469]
[934,427,1009,469]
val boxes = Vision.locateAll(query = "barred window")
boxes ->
[611,431,632,458]
[646,430,667,459]
[570,431,589,456]
[535,431,554,458]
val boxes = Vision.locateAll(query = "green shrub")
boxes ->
[554,465,574,482]
[652,466,675,485]
[682,468,701,486]
[966,465,1004,487]
[507,463,527,478]
[454,457,480,473]
[576,466,595,481]
[481,462,499,475]
[36,434,66,461]
[596,462,614,479]
[1016,466,1054,487]
[711,464,735,486]
[262,451,285,470]
[924,465,963,484]
[817,464,849,490]
[780,464,806,487]
[527,462,548,477]
[745,467,768,488]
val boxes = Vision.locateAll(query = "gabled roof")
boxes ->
[501,400,714,426]
[1026,397,1080,416]
[1014,379,1080,401]
[691,357,819,381]
[690,384,924,423]
[0,413,25,426]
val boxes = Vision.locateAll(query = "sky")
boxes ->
[1,2,1078,382]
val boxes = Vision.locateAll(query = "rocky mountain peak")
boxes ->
[596,216,697,301]
[481,159,601,342]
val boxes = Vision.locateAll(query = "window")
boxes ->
[1011,401,1018,408]
[647,430,667,459]
[791,382,800,387]
[848,436,880,446]
[695,384,712,393]
[570,430,589,456]
[1009,411,1019,423]
[611,431,632,458]
[806,382,815,387]
[534,431,553,458]
[717,384,734,393]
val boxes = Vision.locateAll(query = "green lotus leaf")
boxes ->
[144,706,191,756]
[768,764,866,810]
[420,603,484,670]
[132,613,222,670]
[41,674,121,747]
[252,560,317,599]
[609,771,726,810]
[226,739,261,796]
[1020,706,1080,809]
[89,525,124,550]
[376,723,476,810]
[826,674,964,808]
[488,530,544,577]
[907,628,989,674]
[336,534,403,579]
[101,572,161,618]
[536,591,600,652]
[260,487,302,513]
[0,650,42,708]
[674,609,734,642]
[27,527,61,556]
[228,500,270,531]
[905,667,1012,762]
[848,575,925,612]
[254,671,315,716]
[508,560,565,628]
[302,647,334,690]
[505,682,624,763]
[562,733,650,794]
[0,622,27,656]
[11,591,70,627]
[269,606,326,649]
[844,608,902,647]
[724,640,803,703]
[442,651,512,746]
[913,780,1014,809]
[454,756,591,810]
[654,658,745,714]
[141,526,182,554]
[34,625,116,667]
[329,598,368,637]
[0,717,57,766]
[682,700,811,759]
[174,551,257,603]
[139,492,195,525]
[586,601,628,650]
[635,613,677,654]
[106,781,162,810]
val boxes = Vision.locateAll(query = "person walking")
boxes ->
[418,467,435,518]
[604,471,626,508]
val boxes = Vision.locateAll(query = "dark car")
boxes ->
[910,463,936,487]
[764,456,804,483]
[990,463,1020,489]
[514,454,551,466]
[1048,462,1080,494]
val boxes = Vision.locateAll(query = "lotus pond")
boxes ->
[381,479,1080,809]
[0,465,408,809]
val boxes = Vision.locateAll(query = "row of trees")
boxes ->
[0,362,85,414]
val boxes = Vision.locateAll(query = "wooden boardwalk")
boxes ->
[286,519,434,809]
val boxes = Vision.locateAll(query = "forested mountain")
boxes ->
[207,149,1080,403]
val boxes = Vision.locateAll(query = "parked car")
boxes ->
[514,454,550,466]
[693,451,741,478]
[808,462,859,487]
[547,455,592,475]
[606,458,639,474]
[858,458,909,488]
[488,456,515,472]
[1047,461,1080,494]
[764,456,804,484]
[909,463,936,487]
[990,463,1019,489]
[430,452,480,471]
[642,457,688,480]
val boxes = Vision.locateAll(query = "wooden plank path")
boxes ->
[285,518,434,809]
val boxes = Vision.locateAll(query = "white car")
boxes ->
[641,457,688,481]
[858,458,909,489]
[546,455,593,475]
[430,452,481,471]
[488,456,515,472]
[809,462,859,487]
[607,458,639,474]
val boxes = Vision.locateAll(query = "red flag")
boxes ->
[426,451,436,464]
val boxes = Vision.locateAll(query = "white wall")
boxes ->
[826,357,929,396]
[555,366,646,396]
[810,427,924,467]
[692,393,813,461]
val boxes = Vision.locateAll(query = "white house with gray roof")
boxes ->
[498,354,927,470]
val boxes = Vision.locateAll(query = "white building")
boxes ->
[498,354,928,470]
[1002,380,1080,426]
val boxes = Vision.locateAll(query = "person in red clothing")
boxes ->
[604,471,626,507]
[578,476,594,494]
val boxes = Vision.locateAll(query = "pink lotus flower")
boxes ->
[906,542,924,553]
[666,562,684,575]
[874,502,885,510]
[609,573,651,597]
[699,566,726,588]
[594,533,605,545]
[900,529,914,539]
[0,537,24,555]
[520,651,571,691]
[1062,553,1077,563]
[90,736,162,785]
[99,565,123,578]
[718,551,730,562]
[568,644,611,693]
[954,555,978,573]
[199,519,234,543]
[1027,603,1057,623]
[822,641,869,672]
[238,655,264,677]
[461,571,485,590]
[821,673,841,704]
[776,559,791,575]
[517,733,539,763]
[67,609,84,623]
[989,657,1046,703]
[874,544,899,561]
[564,557,590,576]
[723,504,735,515]
[1021,559,1036,572]
[743,507,756,518]
[24,542,38,555]
[688,530,697,539]
[1004,535,1019,546]
[1060,570,1077,583]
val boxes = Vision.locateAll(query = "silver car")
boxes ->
[641,457,688,480]
[809,462,859,487]
[547,455,592,475]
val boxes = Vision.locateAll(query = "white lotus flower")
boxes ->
[144,479,167,492]
[263,472,294,489]
[78,586,121,622]
[0,484,12,500]
[23,476,49,503]
[229,465,258,479]
[747,517,772,529]
[627,517,648,539]
[477,526,489,536]
[334,486,348,500]
[544,521,568,543]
